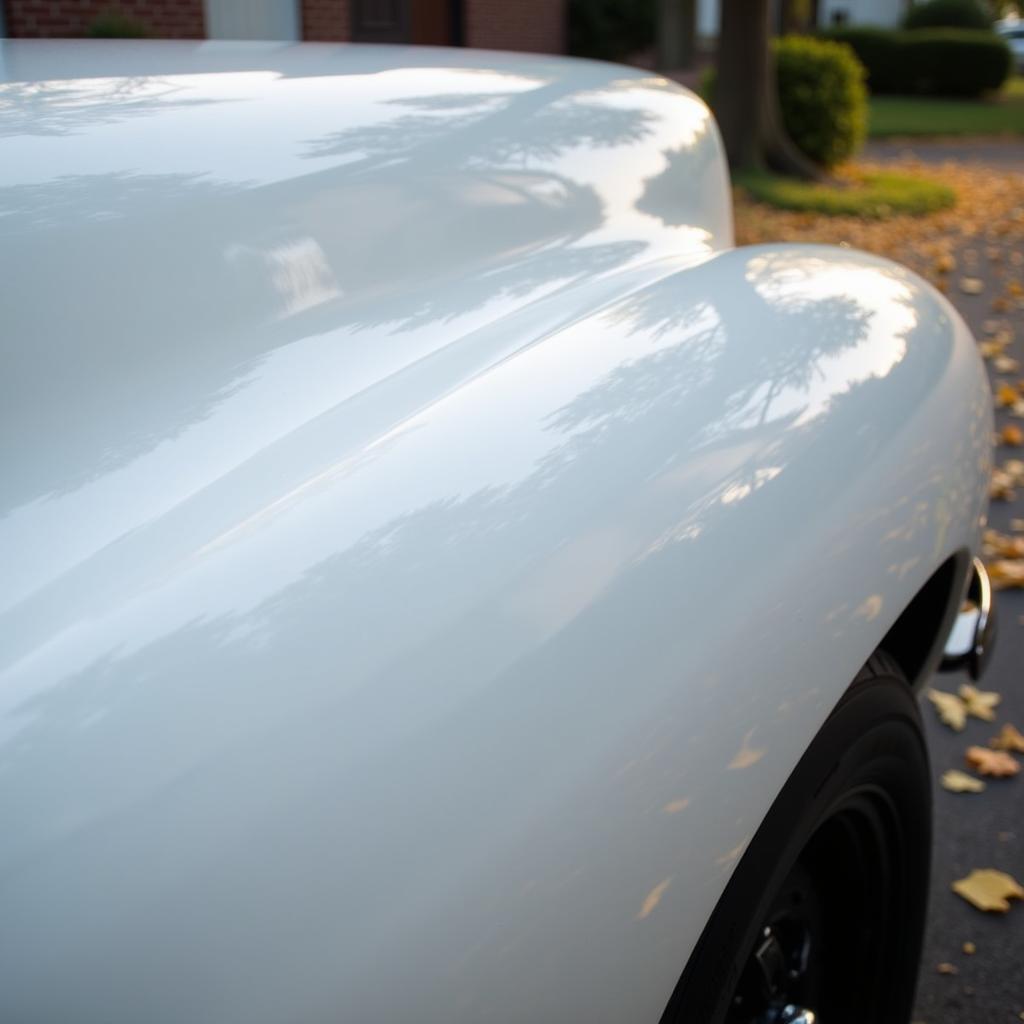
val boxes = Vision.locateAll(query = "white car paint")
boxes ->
[0,41,991,1024]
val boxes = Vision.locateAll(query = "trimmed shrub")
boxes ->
[824,27,1013,96]
[703,37,867,168]
[820,27,904,93]
[87,11,150,37]
[903,0,992,30]
[567,0,655,62]
[775,36,867,167]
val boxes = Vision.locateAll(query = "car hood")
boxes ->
[0,40,731,622]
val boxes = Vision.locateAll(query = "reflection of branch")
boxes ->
[0,159,635,508]
[548,258,874,457]
[382,91,509,112]
[304,79,657,173]
[0,77,218,138]
[0,171,243,231]
[757,376,784,427]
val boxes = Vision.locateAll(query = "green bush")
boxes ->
[567,0,655,62]
[87,10,150,37]
[703,37,867,168]
[824,27,1013,96]
[903,0,992,30]
[820,28,904,92]
[775,36,867,167]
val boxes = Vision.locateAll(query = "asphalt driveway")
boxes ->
[865,138,1024,170]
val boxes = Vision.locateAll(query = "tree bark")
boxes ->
[656,0,697,71]
[714,0,822,179]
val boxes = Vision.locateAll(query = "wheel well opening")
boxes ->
[879,552,966,688]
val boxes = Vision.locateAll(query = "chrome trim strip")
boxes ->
[940,557,996,680]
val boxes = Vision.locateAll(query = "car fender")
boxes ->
[0,241,991,1024]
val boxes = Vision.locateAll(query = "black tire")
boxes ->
[662,653,931,1024]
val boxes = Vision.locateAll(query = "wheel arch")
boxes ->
[878,548,971,690]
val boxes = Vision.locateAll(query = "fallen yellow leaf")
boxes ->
[988,558,1024,588]
[941,769,986,793]
[990,723,1024,753]
[937,961,958,975]
[965,745,1020,777]
[990,468,1017,500]
[1003,424,1024,446]
[983,529,1024,558]
[928,688,967,731]
[959,683,1000,722]
[963,940,976,954]
[960,277,985,294]
[952,868,1024,912]
[996,382,1020,407]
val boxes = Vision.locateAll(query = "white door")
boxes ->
[204,0,301,40]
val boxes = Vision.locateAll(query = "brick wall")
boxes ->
[300,0,350,41]
[4,0,567,50]
[464,0,565,53]
[5,0,205,38]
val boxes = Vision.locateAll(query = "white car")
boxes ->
[997,19,1024,72]
[0,39,995,1024]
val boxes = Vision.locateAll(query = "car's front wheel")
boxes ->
[663,653,931,1024]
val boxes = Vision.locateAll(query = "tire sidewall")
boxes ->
[663,668,931,1023]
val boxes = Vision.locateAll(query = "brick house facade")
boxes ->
[4,0,204,38]
[2,0,566,52]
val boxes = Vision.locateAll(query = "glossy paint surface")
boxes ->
[0,42,991,1024]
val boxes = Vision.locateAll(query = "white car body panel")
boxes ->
[0,41,991,1024]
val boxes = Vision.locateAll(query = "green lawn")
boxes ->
[735,169,956,218]
[868,77,1024,137]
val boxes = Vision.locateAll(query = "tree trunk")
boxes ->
[656,0,697,71]
[714,0,821,179]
